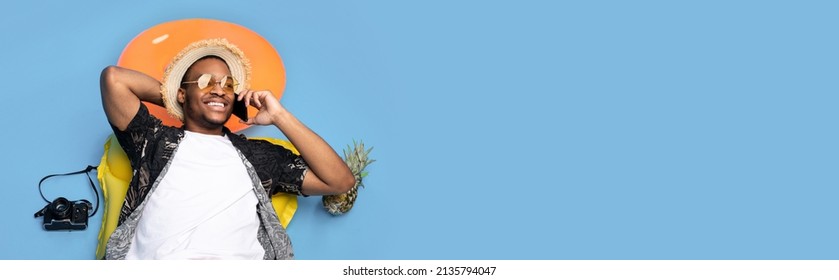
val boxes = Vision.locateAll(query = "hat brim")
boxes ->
[160,38,251,122]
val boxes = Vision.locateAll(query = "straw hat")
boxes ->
[160,38,251,121]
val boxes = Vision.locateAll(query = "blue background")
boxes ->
[1,0,837,259]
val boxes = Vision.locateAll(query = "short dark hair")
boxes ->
[179,55,230,89]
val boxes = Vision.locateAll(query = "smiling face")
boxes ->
[178,56,235,135]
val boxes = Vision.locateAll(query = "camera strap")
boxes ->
[37,165,99,218]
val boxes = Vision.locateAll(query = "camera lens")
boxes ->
[49,197,71,219]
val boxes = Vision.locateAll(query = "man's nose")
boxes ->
[208,83,226,96]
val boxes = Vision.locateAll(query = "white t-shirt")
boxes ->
[126,131,265,260]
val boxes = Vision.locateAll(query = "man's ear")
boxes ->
[177,88,185,104]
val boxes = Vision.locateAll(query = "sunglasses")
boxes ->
[181,73,239,94]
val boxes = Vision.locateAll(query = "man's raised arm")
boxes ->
[100,66,163,131]
[238,90,356,196]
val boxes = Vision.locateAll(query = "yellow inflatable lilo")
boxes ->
[94,134,299,260]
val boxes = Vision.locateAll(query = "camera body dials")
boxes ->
[34,197,91,231]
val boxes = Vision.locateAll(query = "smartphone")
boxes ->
[233,94,248,122]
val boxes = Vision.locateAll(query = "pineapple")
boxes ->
[322,140,375,215]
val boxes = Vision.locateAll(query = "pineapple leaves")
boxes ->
[322,139,375,215]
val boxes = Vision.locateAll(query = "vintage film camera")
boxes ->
[34,197,91,231]
[34,165,99,231]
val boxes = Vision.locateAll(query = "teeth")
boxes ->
[207,102,225,107]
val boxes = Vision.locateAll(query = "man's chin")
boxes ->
[204,110,232,123]
[191,114,231,129]
[183,107,232,129]
[205,116,231,127]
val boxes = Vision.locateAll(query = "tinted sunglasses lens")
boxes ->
[221,76,237,93]
[196,74,213,89]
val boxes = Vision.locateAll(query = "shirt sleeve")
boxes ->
[247,139,309,197]
[110,103,163,168]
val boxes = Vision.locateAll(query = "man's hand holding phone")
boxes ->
[236,90,287,126]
